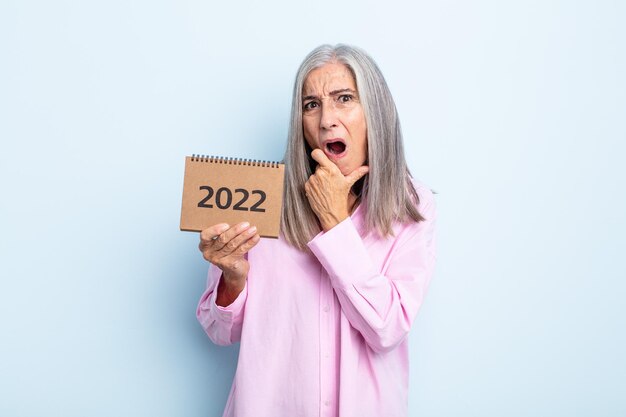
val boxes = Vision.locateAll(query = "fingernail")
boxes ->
[248,226,257,234]
[218,223,229,233]
[240,222,250,230]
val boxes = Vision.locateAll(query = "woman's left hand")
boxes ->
[304,149,369,231]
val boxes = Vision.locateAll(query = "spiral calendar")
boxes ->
[180,155,285,238]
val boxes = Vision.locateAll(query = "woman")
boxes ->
[197,44,437,417]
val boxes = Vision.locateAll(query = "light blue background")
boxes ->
[1,0,624,416]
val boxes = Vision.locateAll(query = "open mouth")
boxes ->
[325,140,346,155]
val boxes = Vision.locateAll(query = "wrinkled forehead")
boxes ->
[302,63,357,96]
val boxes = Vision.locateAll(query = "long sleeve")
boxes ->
[196,263,248,346]
[307,189,437,354]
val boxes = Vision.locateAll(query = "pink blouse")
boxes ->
[197,180,437,417]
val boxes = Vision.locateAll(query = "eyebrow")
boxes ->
[302,88,357,101]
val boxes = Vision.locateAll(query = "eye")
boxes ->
[303,101,319,111]
[338,94,354,103]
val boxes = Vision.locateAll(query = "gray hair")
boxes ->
[281,44,424,250]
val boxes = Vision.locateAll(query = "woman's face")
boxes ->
[302,63,368,176]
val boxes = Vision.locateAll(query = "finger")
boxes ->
[212,222,251,251]
[219,233,260,270]
[236,233,261,255]
[344,165,370,187]
[303,181,318,204]
[200,223,230,244]
[218,225,258,256]
[310,149,337,171]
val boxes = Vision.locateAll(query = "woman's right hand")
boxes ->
[199,222,260,305]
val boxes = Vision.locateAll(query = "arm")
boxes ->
[308,190,437,354]
[196,222,259,346]
[196,263,248,346]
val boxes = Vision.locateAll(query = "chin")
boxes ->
[338,165,354,176]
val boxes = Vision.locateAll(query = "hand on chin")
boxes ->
[304,149,369,231]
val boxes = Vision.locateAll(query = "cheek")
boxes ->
[345,107,366,132]
[358,139,368,165]
[355,129,368,164]
[347,111,368,155]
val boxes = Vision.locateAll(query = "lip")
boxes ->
[321,138,348,160]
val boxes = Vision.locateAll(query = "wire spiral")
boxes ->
[190,154,282,168]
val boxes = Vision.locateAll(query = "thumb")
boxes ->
[345,165,369,187]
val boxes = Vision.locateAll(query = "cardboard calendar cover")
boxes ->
[180,155,285,238]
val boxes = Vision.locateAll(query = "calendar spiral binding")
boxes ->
[191,154,282,168]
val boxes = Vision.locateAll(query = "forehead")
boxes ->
[303,63,356,95]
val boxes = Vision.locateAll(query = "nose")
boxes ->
[319,102,338,130]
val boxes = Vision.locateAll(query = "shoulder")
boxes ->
[381,177,436,242]
[409,177,437,219]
